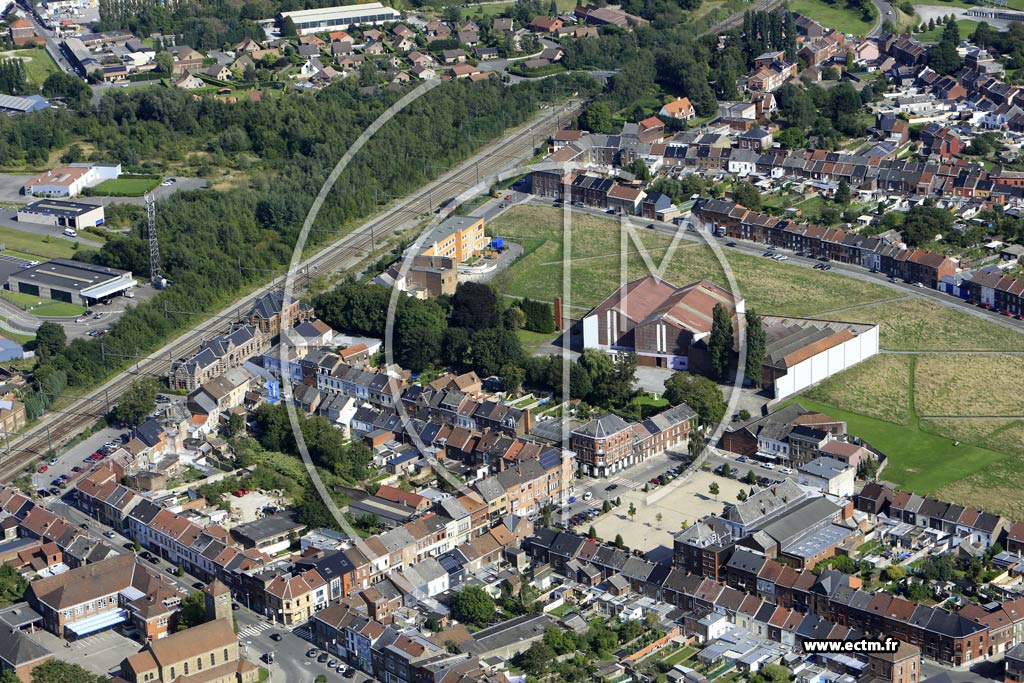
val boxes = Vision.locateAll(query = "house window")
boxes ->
[210,654,215,667]
[197,657,202,671]
[170,668,175,679]
[224,648,229,662]
[184,662,189,675]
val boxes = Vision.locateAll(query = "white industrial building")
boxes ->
[21,163,121,197]
[279,3,401,35]
[17,199,105,229]
[761,316,880,400]
[797,456,856,497]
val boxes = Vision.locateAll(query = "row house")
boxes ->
[871,484,1007,549]
[693,199,957,288]
[963,268,1024,315]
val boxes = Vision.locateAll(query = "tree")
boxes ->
[917,554,955,582]
[112,376,159,427]
[731,180,762,211]
[744,469,758,485]
[226,412,245,437]
[450,282,500,331]
[588,525,597,537]
[858,457,879,480]
[655,512,663,527]
[133,538,141,552]
[452,585,496,627]
[501,363,525,396]
[155,51,174,74]
[720,463,732,479]
[280,16,297,36]
[688,424,706,460]
[708,482,719,500]
[745,309,766,388]
[33,321,66,360]
[628,502,636,520]
[0,670,18,683]
[750,664,793,683]
[835,179,851,206]
[883,565,906,582]
[0,564,26,606]
[177,590,208,630]
[776,127,807,150]
[515,641,553,676]
[708,303,733,381]
[665,372,726,425]
[31,660,106,683]
[579,101,614,134]
[602,499,612,513]
[737,488,747,502]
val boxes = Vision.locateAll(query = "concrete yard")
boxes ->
[592,470,747,553]
[30,627,142,677]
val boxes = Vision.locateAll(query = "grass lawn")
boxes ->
[802,354,913,424]
[914,354,1024,417]
[0,290,85,317]
[89,176,161,196]
[830,298,1024,351]
[516,328,558,355]
[460,0,575,19]
[488,205,898,318]
[787,0,874,35]
[4,48,59,87]
[783,396,1007,496]
[0,225,76,259]
[914,19,978,42]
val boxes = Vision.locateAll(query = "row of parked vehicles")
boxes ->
[305,649,357,678]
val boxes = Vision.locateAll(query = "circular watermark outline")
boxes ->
[280,86,747,555]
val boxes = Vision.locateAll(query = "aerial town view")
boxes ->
[3,0,1024,681]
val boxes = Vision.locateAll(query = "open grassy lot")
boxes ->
[914,355,1024,417]
[0,225,76,259]
[516,328,558,354]
[0,290,85,317]
[787,0,874,35]
[89,176,160,196]
[1,48,59,87]
[802,354,913,424]
[920,417,1015,446]
[785,396,1007,496]
[831,298,1024,351]
[489,205,898,317]
[915,19,978,42]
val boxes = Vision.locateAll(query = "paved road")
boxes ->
[870,0,896,36]
[16,1,77,76]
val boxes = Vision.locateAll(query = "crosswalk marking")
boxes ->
[238,621,273,638]
[609,476,643,490]
[292,625,312,640]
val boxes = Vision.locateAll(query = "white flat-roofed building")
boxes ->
[17,199,105,229]
[280,3,401,35]
[7,258,134,306]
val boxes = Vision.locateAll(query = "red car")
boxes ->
[89,452,104,461]
[504,194,512,201]
[36,465,47,474]
[1002,310,1014,317]
[72,466,82,473]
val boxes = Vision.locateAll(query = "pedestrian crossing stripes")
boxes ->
[608,477,643,490]
[238,621,273,638]
[292,625,312,641]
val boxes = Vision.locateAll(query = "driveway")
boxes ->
[0,176,207,206]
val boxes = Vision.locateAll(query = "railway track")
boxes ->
[0,100,582,484]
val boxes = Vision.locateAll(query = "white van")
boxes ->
[63,228,77,237]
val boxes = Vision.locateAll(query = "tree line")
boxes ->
[22,74,597,421]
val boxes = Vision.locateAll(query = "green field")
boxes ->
[7,48,59,87]
[0,225,76,259]
[787,0,874,35]
[0,290,85,317]
[459,0,576,19]
[489,205,899,318]
[785,395,1007,496]
[516,328,558,354]
[915,19,978,43]
[89,176,161,196]
[831,298,1024,351]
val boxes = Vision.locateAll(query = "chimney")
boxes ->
[553,297,563,331]
[523,409,532,435]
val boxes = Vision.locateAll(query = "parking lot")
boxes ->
[30,627,141,677]
[31,426,126,496]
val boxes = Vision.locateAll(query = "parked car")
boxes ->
[270,633,283,642]
[779,467,794,475]
[307,649,318,658]
[36,465,47,474]
[582,491,592,501]
[104,530,117,539]
[762,462,775,469]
